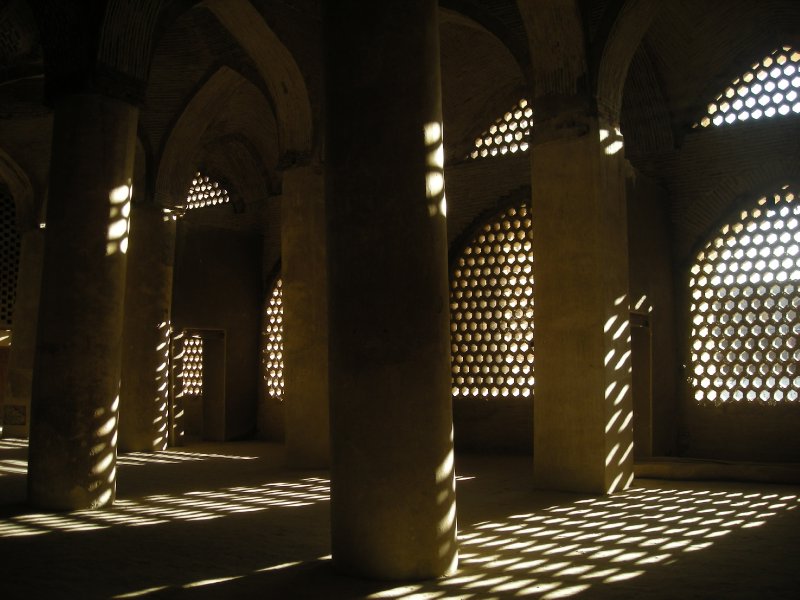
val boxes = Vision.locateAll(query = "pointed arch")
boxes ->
[688,183,799,405]
[155,66,272,206]
[449,199,534,399]
[694,45,800,129]
[595,0,661,124]
[203,0,313,161]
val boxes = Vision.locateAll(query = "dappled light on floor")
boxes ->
[367,485,798,599]
[0,477,329,538]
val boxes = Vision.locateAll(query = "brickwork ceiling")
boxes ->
[0,0,799,258]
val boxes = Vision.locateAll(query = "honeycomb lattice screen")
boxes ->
[450,201,534,398]
[181,334,203,396]
[468,99,532,160]
[0,187,20,329]
[263,278,284,400]
[184,172,231,210]
[694,45,800,129]
[689,184,799,404]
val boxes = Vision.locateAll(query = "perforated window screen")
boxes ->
[0,187,20,328]
[181,335,203,396]
[468,99,532,160]
[184,172,230,210]
[689,184,799,404]
[450,202,534,398]
[263,278,284,399]
[695,45,800,128]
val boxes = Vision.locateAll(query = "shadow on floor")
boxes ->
[1,440,799,599]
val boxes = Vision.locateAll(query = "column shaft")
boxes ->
[28,93,137,509]
[325,0,457,580]
[531,118,634,494]
[281,165,329,467]
[119,203,176,452]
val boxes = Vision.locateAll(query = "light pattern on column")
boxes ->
[694,45,800,128]
[468,99,532,159]
[450,202,534,398]
[184,172,230,211]
[0,187,20,328]
[262,278,284,400]
[689,184,799,404]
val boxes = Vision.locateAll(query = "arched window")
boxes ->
[262,278,284,400]
[688,184,799,404]
[184,172,231,210]
[468,99,532,159]
[450,201,534,398]
[694,45,800,129]
[0,186,20,329]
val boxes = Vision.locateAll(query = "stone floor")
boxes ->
[1,438,799,599]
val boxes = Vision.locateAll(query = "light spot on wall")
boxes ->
[694,45,800,128]
[106,183,132,256]
[688,184,799,404]
[599,127,624,155]
[450,202,534,399]
[469,99,532,160]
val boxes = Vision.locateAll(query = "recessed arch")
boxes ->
[449,199,534,400]
[155,66,275,208]
[688,183,799,405]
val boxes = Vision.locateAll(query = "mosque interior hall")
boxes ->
[0,0,799,598]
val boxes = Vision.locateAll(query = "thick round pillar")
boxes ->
[531,114,634,494]
[281,165,329,467]
[119,203,176,452]
[28,93,137,510]
[325,0,457,580]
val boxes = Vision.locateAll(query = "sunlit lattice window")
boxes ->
[689,184,799,404]
[262,278,284,399]
[184,172,231,211]
[450,202,534,398]
[694,45,800,128]
[0,188,20,328]
[181,335,203,396]
[468,99,532,159]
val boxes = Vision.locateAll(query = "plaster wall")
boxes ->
[172,221,261,440]
[626,173,678,457]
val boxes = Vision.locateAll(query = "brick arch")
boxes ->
[97,0,312,156]
[595,0,660,124]
[685,166,800,265]
[202,0,312,162]
[155,66,275,207]
[517,0,587,109]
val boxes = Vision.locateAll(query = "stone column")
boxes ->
[325,0,457,580]
[281,165,329,467]
[27,93,137,509]
[119,202,176,452]
[3,226,44,438]
[531,115,634,494]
